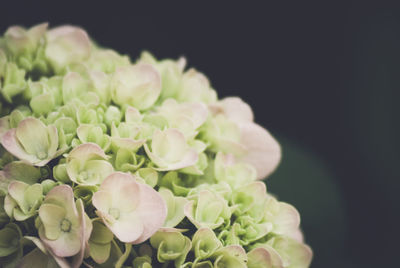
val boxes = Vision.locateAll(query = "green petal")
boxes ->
[15,117,50,157]
[39,203,66,240]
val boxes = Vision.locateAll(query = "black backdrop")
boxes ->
[1,1,399,267]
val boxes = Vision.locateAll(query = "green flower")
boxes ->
[45,25,91,73]
[263,196,302,241]
[88,220,114,264]
[66,143,113,186]
[1,117,65,166]
[184,190,232,230]
[247,246,284,268]
[231,182,269,222]
[155,99,208,139]
[62,72,99,105]
[191,227,223,261]
[150,228,191,267]
[76,124,111,152]
[28,81,57,116]
[4,181,43,221]
[110,121,146,153]
[176,69,217,104]
[144,128,198,171]
[86,48,130,74]
[139,51,186,101]
[211,245,247,268]
[158,171,195,196]
[38,185,92,259]
[111,63,161,110]
[214,152,256,189]
[113,148,145,172]
[262,236,313,268]
[159,188,188,228]
[227,216,272,246]
[0,223,23,268]
[4,23,47,58]
[0,62,27,103]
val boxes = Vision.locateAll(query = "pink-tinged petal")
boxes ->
[67,143,108,162]
[46,25,91,72]
[70,199,92,268]
[1,128,40,164]
[111,137,146,152]
[238,122,281,180]
[247,246,284,268]
[210,97,254,123]
[28,23,48,43]
[98,210,144,243]
[289,228,304,243]
[8,181,29,205]
[154,149,198,171]
[39,226,81,257]
[131,182,167,244]
[44,185,78,220]
[15,118,50,156]
[125,106,143,123]
[92,190,112,213]
[98,172,141,212]
[272,202,301,236]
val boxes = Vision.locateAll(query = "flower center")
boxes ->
[36,151,48,160]
[60,218,72,232]
[109,208,120,220]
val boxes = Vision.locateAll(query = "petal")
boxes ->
[101,211,144,243]
[41,227,81,257]
[44,185,78,221]
[67,142,108,162]
[15,118,50,157]
[92,190,112,214]
[8,181,29,207]
[238,122,281,180]
[99,172,141,212]
[1,128,40,164]
[247,246,284,268]
[131,182,167,244]
[213,97,254,123]
[39,203,66,240]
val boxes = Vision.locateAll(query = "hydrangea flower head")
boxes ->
[0,23,312,267]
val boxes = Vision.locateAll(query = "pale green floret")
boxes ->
[66,143,113,186]
[184,190,232,230]
[1,117,65,166]
[191,228,223,261]
[159,188,188,228]
[150,228,192,268]
[4,181,43,221]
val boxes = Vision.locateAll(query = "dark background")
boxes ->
[1,1,399,267]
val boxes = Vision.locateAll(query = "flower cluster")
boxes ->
[0,23,312,267]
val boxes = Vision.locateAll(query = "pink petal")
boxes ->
[67,143,108,162]
[131,182,167,244]
[1,128,40,164]
[238,122,281,180]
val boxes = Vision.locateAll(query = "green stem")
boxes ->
[115,243,132,268]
